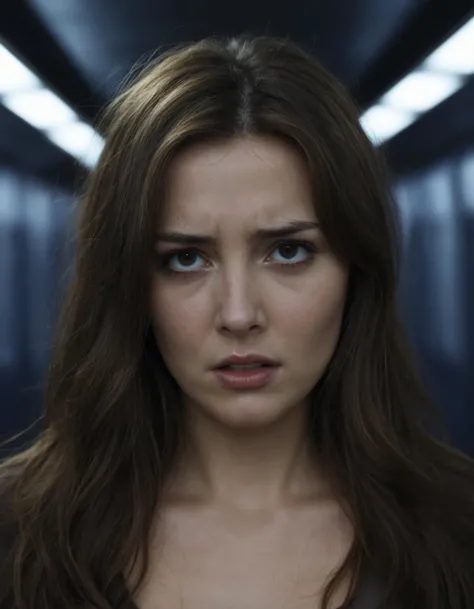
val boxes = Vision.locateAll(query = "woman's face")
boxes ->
[151,135,348,428]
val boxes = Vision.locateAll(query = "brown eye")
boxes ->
[157,249,206,273]
[270,240,316,266]
[277,243,299,259]
[175,252,199,267]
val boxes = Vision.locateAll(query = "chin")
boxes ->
[219,411,283,430]
[199,394,297,430]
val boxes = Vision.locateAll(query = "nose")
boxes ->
[215,265,265,336]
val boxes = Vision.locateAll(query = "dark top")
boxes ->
[0,533,389,608]
[122,569,388,609]
[0,481,388,608]
[0,532,389,609]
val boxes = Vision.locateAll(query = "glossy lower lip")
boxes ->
[213,365,280,389]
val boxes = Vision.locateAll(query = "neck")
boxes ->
[166,400,332,511]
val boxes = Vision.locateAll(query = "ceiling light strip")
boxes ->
[0,42,103,168]
[360,16,474,146]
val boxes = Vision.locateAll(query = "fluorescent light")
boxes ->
[380,70,462,113]
[0,45,40,93]
[46,122,104,168]
[360,16,474,146]
[2,88,78,129]
[424,17,474,74]
[360,105,417,145]
[0,42,102,169]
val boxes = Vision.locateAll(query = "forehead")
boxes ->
[160,136,316,229]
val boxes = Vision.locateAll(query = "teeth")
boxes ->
[227,363,266,369]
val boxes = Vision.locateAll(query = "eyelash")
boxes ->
[154,240,317,275]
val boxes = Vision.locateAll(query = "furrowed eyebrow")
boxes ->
[155,220,320,245]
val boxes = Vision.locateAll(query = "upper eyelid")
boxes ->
[159,239,315,257]
[158,240,316,269]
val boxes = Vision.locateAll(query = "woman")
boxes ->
[0,35,473,609]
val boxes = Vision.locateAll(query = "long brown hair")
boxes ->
[1,35,473,609]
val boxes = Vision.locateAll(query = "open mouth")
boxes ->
[217,363,275,370]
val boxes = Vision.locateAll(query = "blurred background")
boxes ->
[0,0,473,456]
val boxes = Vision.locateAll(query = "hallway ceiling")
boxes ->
[0,0,472,178]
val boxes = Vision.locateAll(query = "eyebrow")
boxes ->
[155,220,320,245]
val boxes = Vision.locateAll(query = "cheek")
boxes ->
[276,268,348,354]
[150,287,207,358]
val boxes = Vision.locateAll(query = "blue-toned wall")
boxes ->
[0,165,74,451]
[395,150,474,456]
[0,151,473,456]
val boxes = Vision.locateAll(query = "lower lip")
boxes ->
[213,366,279,389]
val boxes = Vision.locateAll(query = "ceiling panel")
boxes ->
[27,0,422,98]
[0,0,473,179]
[0,105,79,187]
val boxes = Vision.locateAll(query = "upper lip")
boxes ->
[214,354,280,369]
